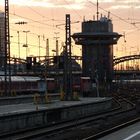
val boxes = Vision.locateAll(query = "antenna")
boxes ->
[83,16,85,22]
[97,0,99,20]
[108,11,110,19]
[123,32,126,43]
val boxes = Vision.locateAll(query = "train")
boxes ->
[0,76,56,94]
[112,79,140,90]
[0,75,93,96]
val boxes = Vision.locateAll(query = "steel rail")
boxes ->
[0,98,121,139]
[83,117,140,140]
[2,97,135,140]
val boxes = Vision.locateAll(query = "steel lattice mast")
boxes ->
[63,14,72,100]
[4,0,11,95]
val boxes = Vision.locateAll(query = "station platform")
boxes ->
[0,97,110,115]
[0,93,59,106]
[0,97,112,134]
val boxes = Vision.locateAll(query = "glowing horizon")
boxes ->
[0,0,140,10]
[0,0,140,59]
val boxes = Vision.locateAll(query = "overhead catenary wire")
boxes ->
[63,0,83,20]
[86,0,140,38]
[11,41,46,49]
[0,3,81,33]
[1,1,140,30]
[0,9,65,32]
[1,1,139,57]
[25,5,48,19]
[11,13,53,28]
[87,0,139,28]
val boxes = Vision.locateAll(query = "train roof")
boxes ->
[80,77,90,79]
[112,79,140,83]
[0,76,40,82]
[0,76,56,82]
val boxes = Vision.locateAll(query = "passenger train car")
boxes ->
[0,76,56,94]
[0,75,93,96]
[112,79,140,90]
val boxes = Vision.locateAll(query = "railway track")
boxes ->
[114,87,140,104]
[83,117,140,140]
[0,95,136,140]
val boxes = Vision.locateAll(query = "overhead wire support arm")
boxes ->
[56,21,80,27]
[15,21,28,25]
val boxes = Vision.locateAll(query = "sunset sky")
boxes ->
[0,0,140,59]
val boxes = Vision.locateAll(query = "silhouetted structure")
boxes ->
[72,16,122,94]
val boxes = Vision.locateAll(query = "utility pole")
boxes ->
[64,14,72,100]
[23,30,30,58]
[0,27,1,67]
[15,21,27,58]
[46,38,49,57]
[54,32,59,56]
[38,35,41,61]
[17,31,20,59]
[5,0,11,95]
[97,0,99,21]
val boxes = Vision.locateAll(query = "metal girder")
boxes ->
[63,14,73,100]
[4,0,11,95]
[113,54,140,66]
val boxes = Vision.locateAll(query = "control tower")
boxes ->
[72,16,122,94]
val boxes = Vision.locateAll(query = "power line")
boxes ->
[11,41,46,49]
[9,25,56,41]
[26,5,48,19]
[1,4,80,35]
[87,0,139,28]
[11,13,53,27]
[10,12,67,33]
[63,0,83,19]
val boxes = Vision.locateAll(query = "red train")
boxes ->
[0,76,56,94]
[0,76,92,96]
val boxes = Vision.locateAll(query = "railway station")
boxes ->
[0,0,140,139]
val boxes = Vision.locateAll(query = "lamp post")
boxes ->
[38,35,41,61]
[46,38,49,57]
[54,32,59,56]
[17,31,20,59]
[52,49,56,56]
[23,30,30,58]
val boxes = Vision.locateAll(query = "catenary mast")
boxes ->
[4,0,11,95]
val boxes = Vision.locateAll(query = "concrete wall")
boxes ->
[0,99,112,134]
